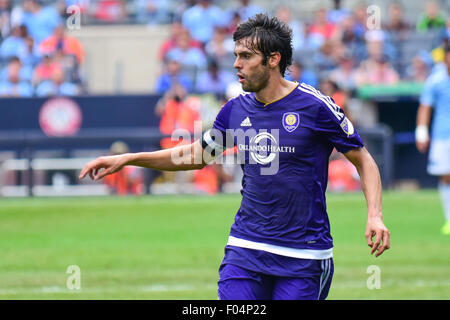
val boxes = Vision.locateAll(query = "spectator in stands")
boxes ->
[181,0,227,45]
[37,42,81,95]
[158,22,203,62]
[417,1,446,32]
[0,56,33,96]
[195,58,234,95]
[285,61,318,88]
[9,1,26,29]
[342,3,367,58]
[154,58,193,94]
[405,51,432,83]
[92,0,127,23]
[155,82,200,149]
[313,39,340,75]
[229,0,263,23]
[35,67,80,96]
[32,54,62,85]
[166,27,207,79]
[354,30,399,86]
[0,25,27,62]
[327,0,351,25]
[307,7,337,49]
[0,0,12,42]
[328,151,360,192]
[226,10,242,35]
[382,1,411,71]
[39,24,85,64]
[0,56,32,82]
[21,0,61,44]
[104,141,145,196]
[334,12,364,46]
[204,26,235,72]
[383,2,411,34]
[355,53,400,86]
[134,0,172,25]
[53,48,80,84]
[352,4,367,34]
[334,8,366,65]
[22,35,41,67]
[329,51,357,92]
[275,5,306,52]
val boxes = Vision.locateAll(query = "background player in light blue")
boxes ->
[79,14,390,300]
[416,45,450,235]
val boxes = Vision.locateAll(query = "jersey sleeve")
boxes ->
[213,99,233,134]
[314,100,364,154]
[420,74,436,107]
[201,99,234,156]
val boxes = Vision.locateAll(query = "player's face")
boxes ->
[233,39,270,92]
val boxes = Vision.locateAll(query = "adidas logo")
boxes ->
[240,117,252,127]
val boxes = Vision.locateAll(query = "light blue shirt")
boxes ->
[182,4,226,43]
[0,81,33,97]
[0,65,33,82]
[23,6,61,44]
[35,80,79,97]
[420,64,450,140]
[0,36,27,60]
[166,47,207,69]
[195,69,235,94]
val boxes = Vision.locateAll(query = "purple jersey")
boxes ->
[210,83,364,276]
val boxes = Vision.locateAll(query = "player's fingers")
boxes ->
[80,165,95,180]
[375,230,391,257]
[365,231,374,247]
[94,168,112,180]
[79,160,100,179]
[371,231,382,255]
[79,165,90,179]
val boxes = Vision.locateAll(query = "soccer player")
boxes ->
[416,45,450,235]
[79,14,390,300]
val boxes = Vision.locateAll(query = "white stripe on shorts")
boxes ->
[227,236,333,260]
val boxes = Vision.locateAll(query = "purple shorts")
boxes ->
[218,259,333,300]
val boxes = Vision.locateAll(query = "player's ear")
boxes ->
[268,52,281,69]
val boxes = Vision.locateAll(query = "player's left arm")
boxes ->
[344,147,391,257]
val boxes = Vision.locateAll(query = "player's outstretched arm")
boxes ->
[344,147,391,257]
[415,104,433,153]
[79,140,207,181]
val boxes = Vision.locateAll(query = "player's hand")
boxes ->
[365,216,390,257]
[79,154,129,181]
[416,140,429,154]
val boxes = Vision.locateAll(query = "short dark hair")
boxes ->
[233,13,293,76]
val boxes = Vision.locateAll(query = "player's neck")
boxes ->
[255,77,297,105]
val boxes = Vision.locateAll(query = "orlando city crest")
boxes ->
[282,112,300,132]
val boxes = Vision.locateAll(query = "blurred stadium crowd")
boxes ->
[0,0,449,195]
[0,0,449,100]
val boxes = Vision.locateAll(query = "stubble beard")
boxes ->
[241,66,271,92]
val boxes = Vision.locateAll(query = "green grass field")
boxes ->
[0,191,449,299]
